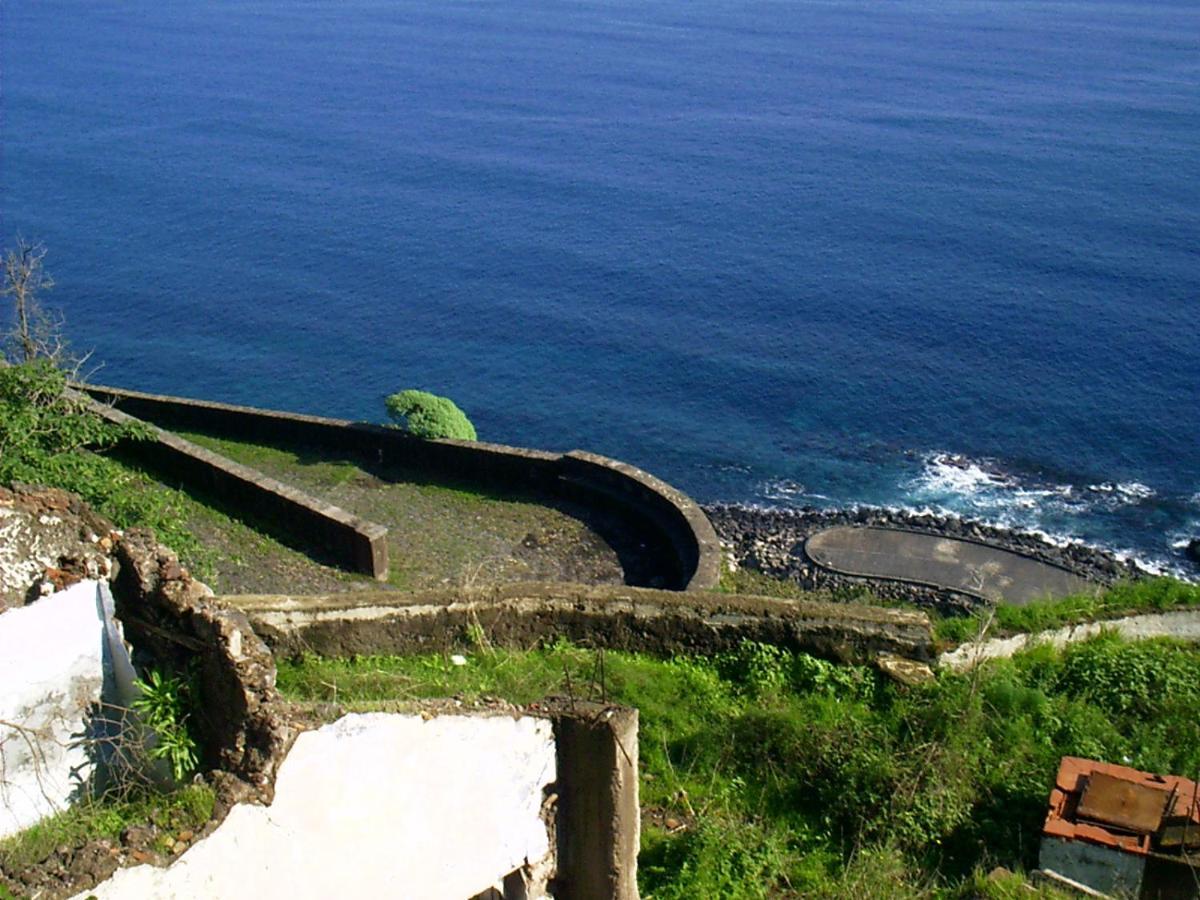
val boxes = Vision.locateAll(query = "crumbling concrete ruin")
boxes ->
[0,489,645,899]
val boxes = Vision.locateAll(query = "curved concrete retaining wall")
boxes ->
[78,384,720,591]
[559,451,721,592]
[226,583,935,663]
[84,396,389,580]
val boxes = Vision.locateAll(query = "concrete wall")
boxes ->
[548,701,640,900]
[0,582,117,839]
[77,384,719,591]
[1039,836,1145,897]
[111,529,295,784]
[229,583,935,664]
[938,609,1200,672]
[68,702,643,900]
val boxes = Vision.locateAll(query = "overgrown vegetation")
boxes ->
[133,669,200,784]
[934,577,1200,644]
[0,360,205,565]
[0,784,214,877]
[277,634,1200,898]
[385,388,477,441]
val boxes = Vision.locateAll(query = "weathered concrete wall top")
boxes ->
[230,582,935,663]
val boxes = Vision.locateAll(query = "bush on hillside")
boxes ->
[384,389,477,441]
[0,360,135,484]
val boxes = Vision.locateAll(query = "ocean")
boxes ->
[3,0,1198,573]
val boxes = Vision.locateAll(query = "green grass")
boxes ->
[277,633,1200,898]
[0,784,214,876]
[934,577,1200,645]
[178,428,628,591]
[176,432,362,489]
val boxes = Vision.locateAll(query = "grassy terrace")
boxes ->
[175,431,640,591]
[277,633,1200,898]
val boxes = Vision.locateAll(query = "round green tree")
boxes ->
[384,389,477,441]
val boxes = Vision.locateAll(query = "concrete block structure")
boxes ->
[1040,757,1200,898]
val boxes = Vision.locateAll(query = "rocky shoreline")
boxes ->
[703,503,1147,615]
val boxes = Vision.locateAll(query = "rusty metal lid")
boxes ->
[1078,772,1170,834]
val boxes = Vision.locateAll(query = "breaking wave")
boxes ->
[902,452,1191,577]
[744,455,1195,580]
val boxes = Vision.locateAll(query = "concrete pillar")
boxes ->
[551,703,640,900]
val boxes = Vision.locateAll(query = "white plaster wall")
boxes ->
[0,581,108,839]
[77,712,557,900]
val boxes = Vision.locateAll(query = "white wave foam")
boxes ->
[745,452,1193,580]
[907,452,1081,520]
[1087,481,1155,502]
[896,451,1191,577]
[916,453,1019,495]
[757,478,807,502]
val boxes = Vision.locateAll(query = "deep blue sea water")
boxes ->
[3,0,1198,573]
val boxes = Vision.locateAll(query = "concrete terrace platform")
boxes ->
[805,526,1095,606]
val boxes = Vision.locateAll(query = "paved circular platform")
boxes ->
[804,526,1095,605]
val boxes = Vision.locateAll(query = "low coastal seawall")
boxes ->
[707,504,1144,613]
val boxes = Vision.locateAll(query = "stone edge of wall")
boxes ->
[227,582,934,664]
[75,391,390,580]
[938,608,1200,672]
[111,528,297,789]
[76,383,720,591]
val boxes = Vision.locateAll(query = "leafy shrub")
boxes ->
[384,389,476,441]
[0,360,201,561]
[0,360,133,482]
[1054,631,1200,717]
[715,641,791,695]
[133,668,200,783]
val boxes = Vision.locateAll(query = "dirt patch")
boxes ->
[175,501,370,597]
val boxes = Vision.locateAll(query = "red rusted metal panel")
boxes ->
[1077,772,1170,834]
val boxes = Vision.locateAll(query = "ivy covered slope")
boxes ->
[278,633,1200,899]
[0,360,201,561]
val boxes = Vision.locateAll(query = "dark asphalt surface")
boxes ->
[805,526,1095,605]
